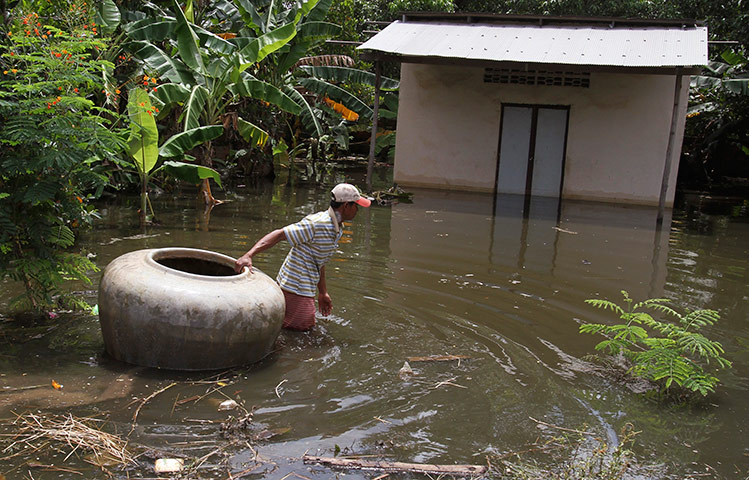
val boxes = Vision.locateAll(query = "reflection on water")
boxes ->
[0,182,747,479]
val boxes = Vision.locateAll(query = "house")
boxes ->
[358,13,707,208]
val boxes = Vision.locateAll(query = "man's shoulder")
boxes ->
[304,210,334,226]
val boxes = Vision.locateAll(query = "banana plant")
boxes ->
[127,88,223,226]
[122,0,305,204]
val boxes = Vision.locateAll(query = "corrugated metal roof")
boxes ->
[357,21,707,68]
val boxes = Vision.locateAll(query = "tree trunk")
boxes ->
[199,140,218,206]
[139,173,148,227]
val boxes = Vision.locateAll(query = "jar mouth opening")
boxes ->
[149,248,243,278]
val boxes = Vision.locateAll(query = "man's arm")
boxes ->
[317,265,332,316]
[234,228,286,273]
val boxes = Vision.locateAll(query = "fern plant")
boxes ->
[580,291,732,396]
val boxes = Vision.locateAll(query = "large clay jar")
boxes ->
[98,248,285,370]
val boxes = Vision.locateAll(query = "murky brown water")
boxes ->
[1,177,747,479]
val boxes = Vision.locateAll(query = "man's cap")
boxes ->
[331,183,371,207]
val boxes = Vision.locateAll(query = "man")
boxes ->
[234,183,371,331]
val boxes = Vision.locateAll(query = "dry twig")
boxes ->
[528,417,596,436]
[2,413,134,466]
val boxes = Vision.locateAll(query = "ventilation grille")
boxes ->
[484,68,590,88]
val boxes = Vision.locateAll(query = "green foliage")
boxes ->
[0,4,121,311]
[580,291,732,396]
[684,49,749,186]
[389,0,455,14]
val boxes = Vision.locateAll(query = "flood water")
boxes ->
[1,176,747,479]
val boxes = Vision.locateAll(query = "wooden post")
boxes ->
[657,68,684,225]
[366,60,382,193]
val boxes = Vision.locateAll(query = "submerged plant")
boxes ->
[580,291,732,396]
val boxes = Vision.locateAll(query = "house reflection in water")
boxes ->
[387,188,672,319]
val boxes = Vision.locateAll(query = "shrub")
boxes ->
[0,6,122,311]
[580,291,732,396]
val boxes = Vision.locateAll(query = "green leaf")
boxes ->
[183,85,210,131]
[95,0,121,35]
[160,161,223,188]
[237,117,269,147]
[720,49,748,66]
[125,40,197,85]
[127,88,159,175]
[724,79,749,95]
[299,77,373,120]
[0,193,9,200]
[193,25,238,55]
[229,73,302,114]
[305,0,331,22]
[124,18,176,42]
[159,125,224,158]
[185,0,195,22]
[240,23,298,67]
[173,0,205,74]
[153,82,191,105]
[48,225,75,248]
[297,21,341,41]
[300,65,399,90]
[283,85,323,137]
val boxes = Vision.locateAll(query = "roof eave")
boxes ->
[358,51,703,75]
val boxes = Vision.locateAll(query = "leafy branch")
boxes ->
[580,291,732,396]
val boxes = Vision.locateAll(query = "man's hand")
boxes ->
[234,253,253,273]
[318,292,332,316]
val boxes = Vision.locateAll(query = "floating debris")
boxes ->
[154,458,184,473]
[218,399,239,411]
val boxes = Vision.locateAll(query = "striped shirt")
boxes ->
[277,208,342,297]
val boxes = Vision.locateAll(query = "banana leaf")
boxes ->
[297,21,341,41]
[299,65,400,90]
[127,89,159,175]
[229,73,302,114]
[724,78,749,95]
[193,24,238,55]
[159,161,223,188]
[305,0,332,22]
[183,85,210,131]
[159,125,224,158]
[124,18,176,42]
[124,40,197,85]
[153,82,191,105]
[283,84,323,137]
[237,117,269,147]
[173,0,205,74]
[95,0,121,35]
[298,77,372,119]
[239,23,297,68]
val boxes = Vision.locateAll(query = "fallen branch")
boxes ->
[131,383,176,431]
[528,417,596,436]
[407,355,471,363]
[302,455,486,476]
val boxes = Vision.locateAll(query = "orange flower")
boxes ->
[11,69,17,74]
[115,89,120,94]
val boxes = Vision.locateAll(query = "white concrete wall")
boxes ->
[393,63,689,206]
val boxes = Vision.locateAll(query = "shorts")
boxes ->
[282,289,316,331]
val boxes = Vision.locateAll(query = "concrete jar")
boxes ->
[98,247,285,370]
